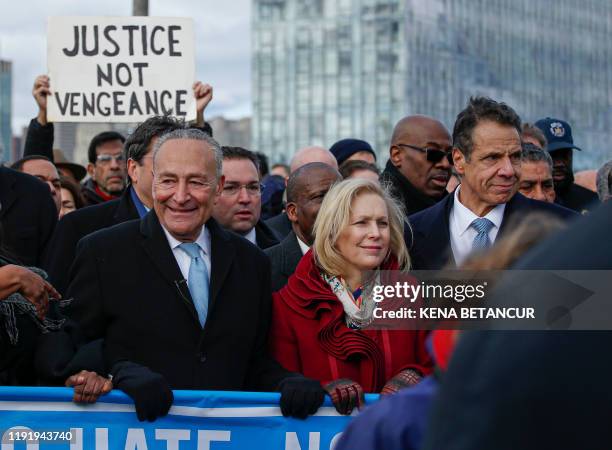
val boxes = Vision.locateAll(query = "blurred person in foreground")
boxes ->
[265,163,342,291]
[212,147,279,249]
[381,115,453,216]
[535,117,599,213]
[64,128,325,421]
[409,97,575,270]
[422,200,612,450]
[339,160,381,183]
[335,212,566,450]
[518,143,556,203]
[269,179,433,415]
[267,146,338,239]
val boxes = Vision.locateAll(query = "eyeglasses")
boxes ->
[96,154,125,165]
[396,144,453,165]
[221,182,264,197]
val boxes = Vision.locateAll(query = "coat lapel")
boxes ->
[281,232,303,278]
[207,218,235,315]
[139,211,200,326]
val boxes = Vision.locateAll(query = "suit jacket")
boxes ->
[556,182,599,213]
[255,220,281,250]
[408,191,577,270]
[42,187,139,295]
[65,212,291,391]
[264,231,304,292]
[265,212,292,240]
[0,167,57,266]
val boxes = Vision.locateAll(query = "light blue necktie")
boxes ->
[179,242,209,328]
[471,218,495,250]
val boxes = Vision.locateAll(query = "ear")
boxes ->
[286,202,298,223]
[452,147,466,176]
[127,159,137,184]
[215,175,225,197]
[389,145,402,167]
[86,163,95,177]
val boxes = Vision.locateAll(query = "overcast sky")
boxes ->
[0,0,251,134]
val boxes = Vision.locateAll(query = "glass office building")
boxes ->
[0,60,12,163]
[252,0,612,169]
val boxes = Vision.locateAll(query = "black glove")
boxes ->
[278,376,325,419]
[111,361,173,422]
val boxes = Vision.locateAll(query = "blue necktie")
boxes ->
[471,218,494,250]
[179,242,209,328]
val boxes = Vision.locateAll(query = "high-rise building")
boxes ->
[0,60,12,163]
[252,0,612,169]
[208,116,252,149]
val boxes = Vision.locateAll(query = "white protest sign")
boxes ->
[47,16,196,122]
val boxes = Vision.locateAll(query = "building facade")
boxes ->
[252,0,612,169]
[0,60,12,163]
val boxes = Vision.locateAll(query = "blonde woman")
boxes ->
[269,179,432,414]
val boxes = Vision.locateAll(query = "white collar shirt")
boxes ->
[161,224,212,283]
[243,227,257,246]
[449,185,505,266]
[296,235,310,255]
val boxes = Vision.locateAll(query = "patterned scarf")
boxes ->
[320,271,379,330]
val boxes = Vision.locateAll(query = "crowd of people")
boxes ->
[1,73,611,446]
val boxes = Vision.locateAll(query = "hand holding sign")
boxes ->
[33,75,51,125]
[47,16,196,123]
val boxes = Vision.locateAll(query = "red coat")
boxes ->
[269,250,433,393]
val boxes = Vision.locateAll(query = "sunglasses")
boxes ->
[396,144,453,165]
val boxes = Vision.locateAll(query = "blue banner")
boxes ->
[0,387,379,449]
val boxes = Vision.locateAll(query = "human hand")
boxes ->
[380,369,422,395]
[323,378,365,415]
[65,370,112,403]
[9,265,59,319]
[192,81,213,126]
[32,75,51,125]
[278,376,325,419]
[111,361,173,422]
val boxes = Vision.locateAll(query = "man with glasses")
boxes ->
[81,131,127,206]
[381,115,453,216]
[212,147,280,249]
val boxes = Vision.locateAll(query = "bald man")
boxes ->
[266,146,338,238]
[381,115,453,216]
[265,163,342,291]
[289,146,338,173]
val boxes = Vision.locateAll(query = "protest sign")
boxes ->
[0,387,377,449]
[47,16,196,122]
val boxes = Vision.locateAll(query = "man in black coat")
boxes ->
[265,163,341,291]
[0,167,57,266]
[534,117,599,213]
[66,128,324,421]
[408,97,576,270]
[381,115,453,217]
[42,116,183,295]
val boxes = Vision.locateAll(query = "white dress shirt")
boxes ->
[296,235,310,255]
[161,225,212,283]
[243,227,257,246]
[449,185,505,266]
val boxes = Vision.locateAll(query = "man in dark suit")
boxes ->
[212,147,280,249]
[0,167,57,266]
[409,97,576,270]
[66,128,324,421]
[265,163,342,291]
[42,116,183,295]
